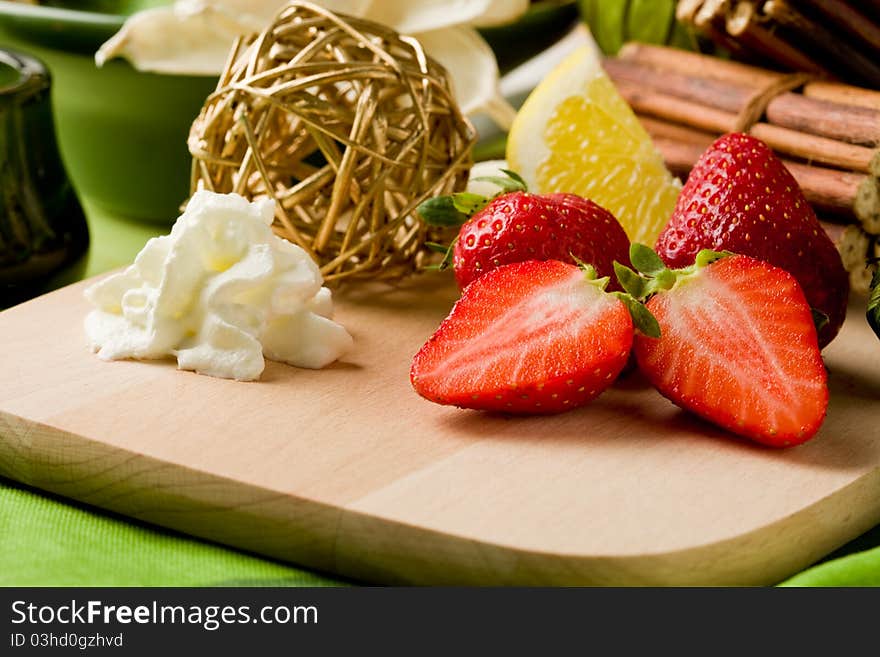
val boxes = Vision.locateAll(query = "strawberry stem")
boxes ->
[423,237,458,271]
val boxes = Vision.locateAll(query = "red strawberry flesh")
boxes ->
[411,260,633,414]
[655,133,848,348]
[634,255,828,447]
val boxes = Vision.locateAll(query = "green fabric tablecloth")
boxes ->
[1,199,879,587]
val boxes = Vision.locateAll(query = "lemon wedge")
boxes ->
[507,45,681,245]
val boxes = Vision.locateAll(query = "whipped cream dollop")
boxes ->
[84,190,353,381]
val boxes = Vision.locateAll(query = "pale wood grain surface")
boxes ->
[1,272,879,585]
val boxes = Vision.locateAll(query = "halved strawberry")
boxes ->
[410,260,634,414]
[624,248,828,447]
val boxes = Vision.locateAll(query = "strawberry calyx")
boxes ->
[571,258,611,293]
[614,244,732,302]
[417,169,528,228]
[612,291,661,339]
[612,244,733,339]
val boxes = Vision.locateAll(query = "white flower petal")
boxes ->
[417,26,514,127]
[470,0,530,27]
[366,0,493,34]
[95,5,254,75]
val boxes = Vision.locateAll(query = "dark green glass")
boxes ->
[0,48,88,307]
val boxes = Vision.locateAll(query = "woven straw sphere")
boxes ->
[188,1,476,284]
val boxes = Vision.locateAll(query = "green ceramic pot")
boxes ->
[0,47,88,306]
[0,1,580,223]
[0,1,217,224]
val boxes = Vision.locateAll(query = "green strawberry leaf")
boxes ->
[451,192,491,217]
[472,173,527,194]
[629,243,667,276]
[613,261,648,300]
[694,249,733,268]
[614,292,661,339]
[811,309,830,335]
[500,169,528,190]
[867,262,880,340]
[417,196,469,227]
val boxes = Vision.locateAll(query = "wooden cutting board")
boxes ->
[1,273,879,586]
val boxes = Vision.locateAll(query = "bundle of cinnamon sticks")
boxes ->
[603,42,880,295]
[677,0,880,89]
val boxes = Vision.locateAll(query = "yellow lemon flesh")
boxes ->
[507,45,681,246]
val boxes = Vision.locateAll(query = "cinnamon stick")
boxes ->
[618,42,778,89]
[767,161,865,219]
[798,0,880,54]
[763,0,880,87]
[748,123,876,173]
[636,117,715,148]
[646,132,866,217]
[617,43,880,146]
[802,81,880,111]
[602,57,753,114]
[648,137,705,180]
[605,60,878,172]
[614,80,737,134]
[725,2,831,76]
[766,93,880,147]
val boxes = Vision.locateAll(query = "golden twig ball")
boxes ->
[188,1,476,284]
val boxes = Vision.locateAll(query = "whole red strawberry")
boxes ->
[620,247,828,447]
[418,172,631,290]
[410,260,635,415]
[452,191,631,290]
[654,133,848,348]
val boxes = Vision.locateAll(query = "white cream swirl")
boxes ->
[84,190,353,381]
